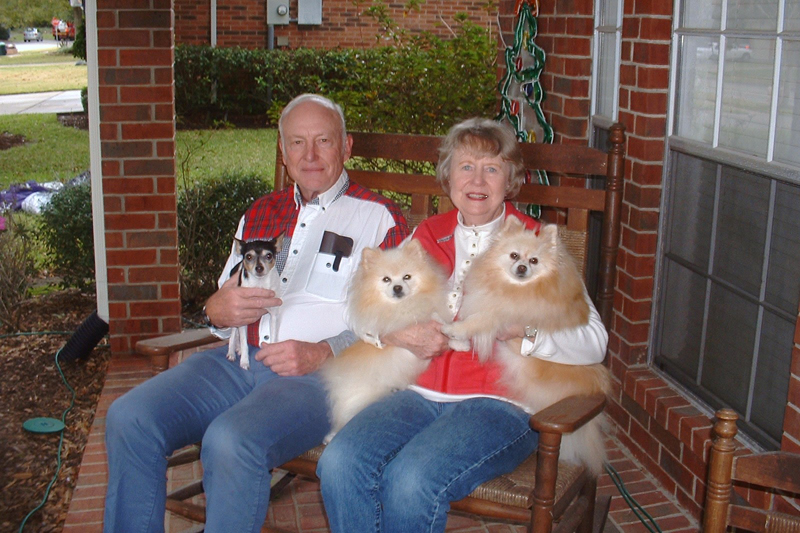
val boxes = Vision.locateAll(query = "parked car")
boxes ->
[726,42,752,61]
[23,27,43,42]
[697,41,753,61]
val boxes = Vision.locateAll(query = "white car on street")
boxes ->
[23,28,43,42]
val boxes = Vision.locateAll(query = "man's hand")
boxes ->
[382,320,449,360]
[254,340,333,376]
[204,276,282,328]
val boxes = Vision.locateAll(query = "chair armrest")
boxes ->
[135,328,220,373]
[529,393,607,434]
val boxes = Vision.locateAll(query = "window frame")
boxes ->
[652,0,800,450]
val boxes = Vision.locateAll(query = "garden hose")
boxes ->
[604,462,664,533]
[18,347,74,533]
[13,312,110,532]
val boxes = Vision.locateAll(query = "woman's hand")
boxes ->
[383,320,449,360]
[204,276,282,328]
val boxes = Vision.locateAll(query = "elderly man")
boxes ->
[103,94,410,533]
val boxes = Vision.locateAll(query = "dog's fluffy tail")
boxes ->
[558,413,611,475]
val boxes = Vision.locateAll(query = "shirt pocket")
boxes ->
[305,252,353,301]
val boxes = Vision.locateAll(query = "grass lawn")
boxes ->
[0,62,88,95]
[0,114,89,186]
[0,48,78,66]
[0,114,278,190]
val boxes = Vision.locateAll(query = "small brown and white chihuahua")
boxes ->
[226,236,283,369]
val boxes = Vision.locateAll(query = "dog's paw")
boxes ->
[239,359,250,370]
[448,338,472,352]
[226,351,236,362]
[440,322,456,337]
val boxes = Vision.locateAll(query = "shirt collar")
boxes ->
[455,203,507,236]
[293,170,350,209]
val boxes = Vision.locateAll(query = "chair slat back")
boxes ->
[274,124,626,328]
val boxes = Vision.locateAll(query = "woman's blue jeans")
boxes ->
[317,389,539,533]
[103,345,330,533]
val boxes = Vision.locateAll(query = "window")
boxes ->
[657,0,800,449]
[588,1,624,298]
[592,0,622,122]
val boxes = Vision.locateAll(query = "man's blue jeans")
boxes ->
[317,389,539,533]
[103,345,330,533]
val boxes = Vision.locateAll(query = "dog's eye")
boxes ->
[245,253,253,260]
[403,274,411,281]
[529,257,538,265]
[265,253,273,260]
[382,277,391,283]
[510,252,519,260]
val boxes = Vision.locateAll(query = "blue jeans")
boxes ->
[103,345,330,533]
[317,389,539,533]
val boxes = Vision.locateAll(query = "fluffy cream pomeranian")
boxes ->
[320,238,449,435]
[442,216,611,474]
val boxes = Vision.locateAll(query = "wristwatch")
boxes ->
[201,306,215,328]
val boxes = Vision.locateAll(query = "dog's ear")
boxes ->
[540,223,558,244]
[360,246,380,265]
[233,237,244,255]
[273,233,285,254]
[501,215,524,234]
[403,238,425,257]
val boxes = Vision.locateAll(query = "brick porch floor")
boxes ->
[62,351,700,533]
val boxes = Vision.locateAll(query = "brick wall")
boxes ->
[532,0,800,522]
[98,0,181,354]
[175,0,493,48]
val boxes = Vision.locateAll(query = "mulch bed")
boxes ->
[0,289,111,533]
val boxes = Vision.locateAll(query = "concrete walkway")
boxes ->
[0,90,82,115]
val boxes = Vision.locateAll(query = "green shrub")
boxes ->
[174,15,496,134]
[0,25,9,40]
[178,172,272,309]
[0,213,36,332]
[72,19,86,61]
[37,180,95,292]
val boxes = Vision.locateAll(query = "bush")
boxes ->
[0,25,9,40]
[174,16,496,134]
[72,19,86,61]
[178,172,272,309]
[0,214,36,332]
[37,180,96,291]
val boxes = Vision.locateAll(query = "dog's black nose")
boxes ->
[393,285,404,296]
[256,265,264,274]
[516,265,528,276]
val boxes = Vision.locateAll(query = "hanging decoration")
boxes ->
[496,0,554,218]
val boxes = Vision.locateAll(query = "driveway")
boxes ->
[0,90,83,115]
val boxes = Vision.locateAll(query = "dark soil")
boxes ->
[0,289,111,533]
[0,132,27,151]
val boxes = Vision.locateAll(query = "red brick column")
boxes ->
[98,0,181,355]
[535,0,594,145]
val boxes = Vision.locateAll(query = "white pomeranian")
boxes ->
[320,239,449,435]
[442,216,611,474]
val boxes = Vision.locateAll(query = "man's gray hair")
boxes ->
[278,94,348,148]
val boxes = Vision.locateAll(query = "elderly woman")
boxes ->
[316,118,608,533]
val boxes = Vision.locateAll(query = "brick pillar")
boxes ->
[535,0,594,145]
[97,0,181,355]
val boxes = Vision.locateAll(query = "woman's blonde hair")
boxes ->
[436,118,525,198]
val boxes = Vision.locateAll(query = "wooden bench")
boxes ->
[136,124,626,533]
